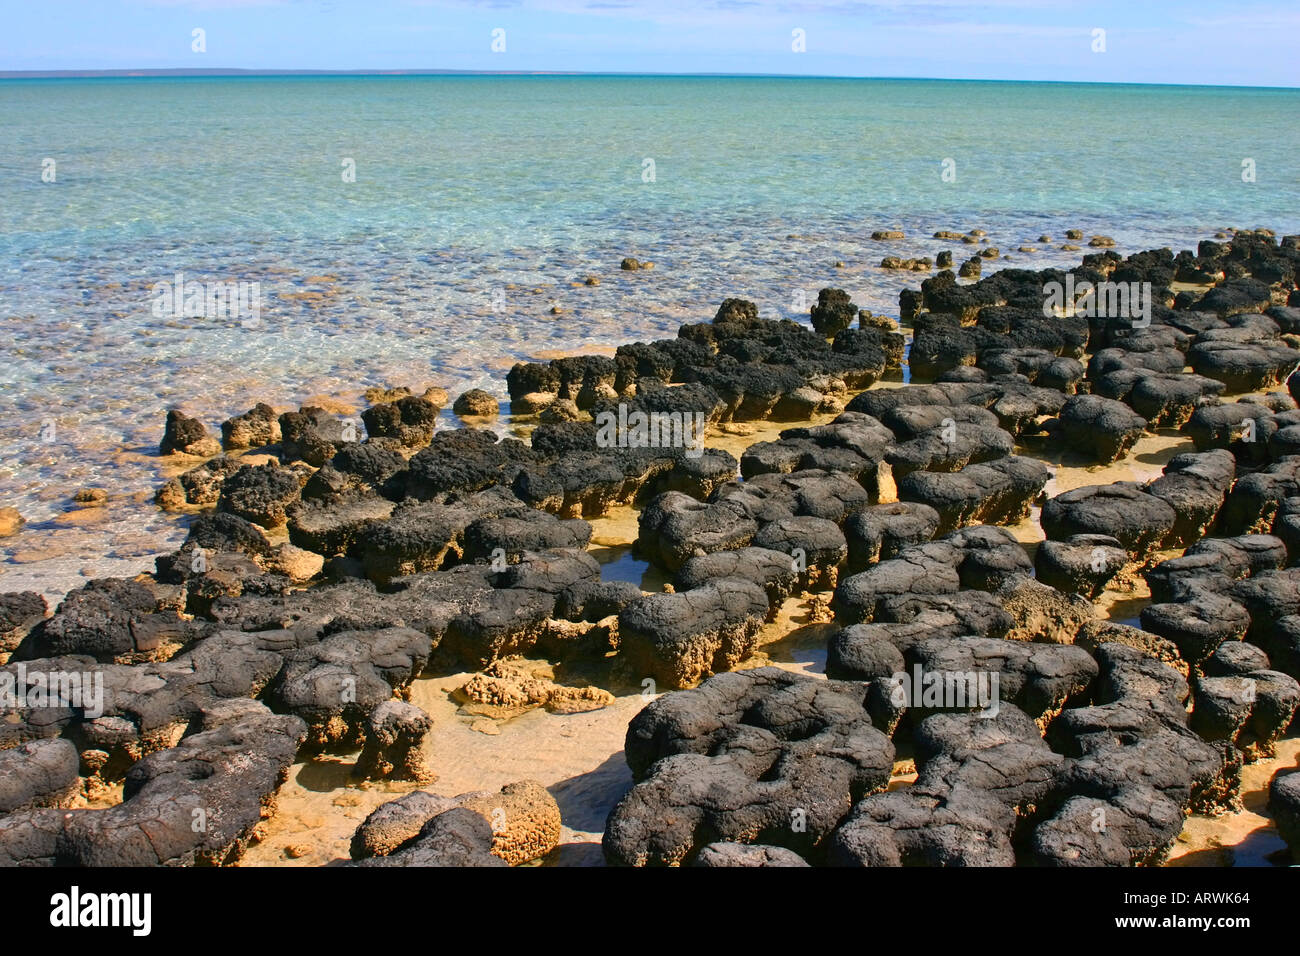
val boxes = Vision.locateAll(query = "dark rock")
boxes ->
[1047,645,1232,822]
[674,547,800,618]
[216,462,302,529]
[402,429,533,499]
[440,550,599,666]
[843,502,941,572]
[618,578,769,689]
[359,487,526,583]
[186,511,272,557]
[692,842,810,867]
[909,636,1097,726]
[1269,768,1300,855]
[155,456,243,509]
[271,627,432,748]
[885,421,1015,479]
[287,492,396,557]
[875,589,1015,642]
[604,668,894,865]
[897,455,1049,535]
[462,510,592,564]
[1139,594,1250,664]
[1041,483,1176,562]
[810,288,857,337]
[0,739,79,813]
[1188,337,1299,393]
[0,700,305,866]
[1204,640,1272,676]
[354,700,434,782]
[846,382,1000,420]
[1074,621,1186,677]
[637,492,757,572]
[1056,395,1147,463]
[350,790,461,858]
[1034,534,1127,598]
[555,579,646,623]
[159,409,217,456]
[1229,568,1300,645]
[1183,401,1275,465]
[507,362,561,401]
[829,705,1060,867]
[937,525,1034,592]
[1257,615,1300,681]
[752,516,847,588]
[361,395,440,448]
[825,624,906,681]
[278,407,352,466]
[1190,669,1299,757]
[1218,457,1300,536]
[328,442,407,490]
[833,550,961,625]
[0,592,49,661]
[1194,277,1275,318]
[23,578,192,664]
[1099,370,1225,428]
[1031,786,1185,867]
[1144,449,1236,547]
[354,807,505,868]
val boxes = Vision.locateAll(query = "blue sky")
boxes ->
[2,0,1298,87]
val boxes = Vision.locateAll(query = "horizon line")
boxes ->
[1,68,1297,92]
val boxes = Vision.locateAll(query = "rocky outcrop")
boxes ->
[1041,483,1176,563]
[604,668,894,865]
[897,456,1049,535]
[160,409,220,457]
[1056,395,1148,464]
[618,578,769,688]
[351,780,561,866]
[0,701,305,866]
[353,700,434,782]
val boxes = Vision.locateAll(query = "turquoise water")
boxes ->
[1,75,1298,594]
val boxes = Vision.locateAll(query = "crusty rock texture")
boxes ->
[604,668,894,865]
[350,780,561,866]
[5,232,1299,869]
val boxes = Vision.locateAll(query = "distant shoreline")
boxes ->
[1,69,1297,92]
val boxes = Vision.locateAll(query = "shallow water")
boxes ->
[3,75,1298,597]
[594,547,653,588]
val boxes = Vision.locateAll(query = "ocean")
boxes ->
[2,74,1298,596]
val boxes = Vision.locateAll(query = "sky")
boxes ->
[1,0,1298,88]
